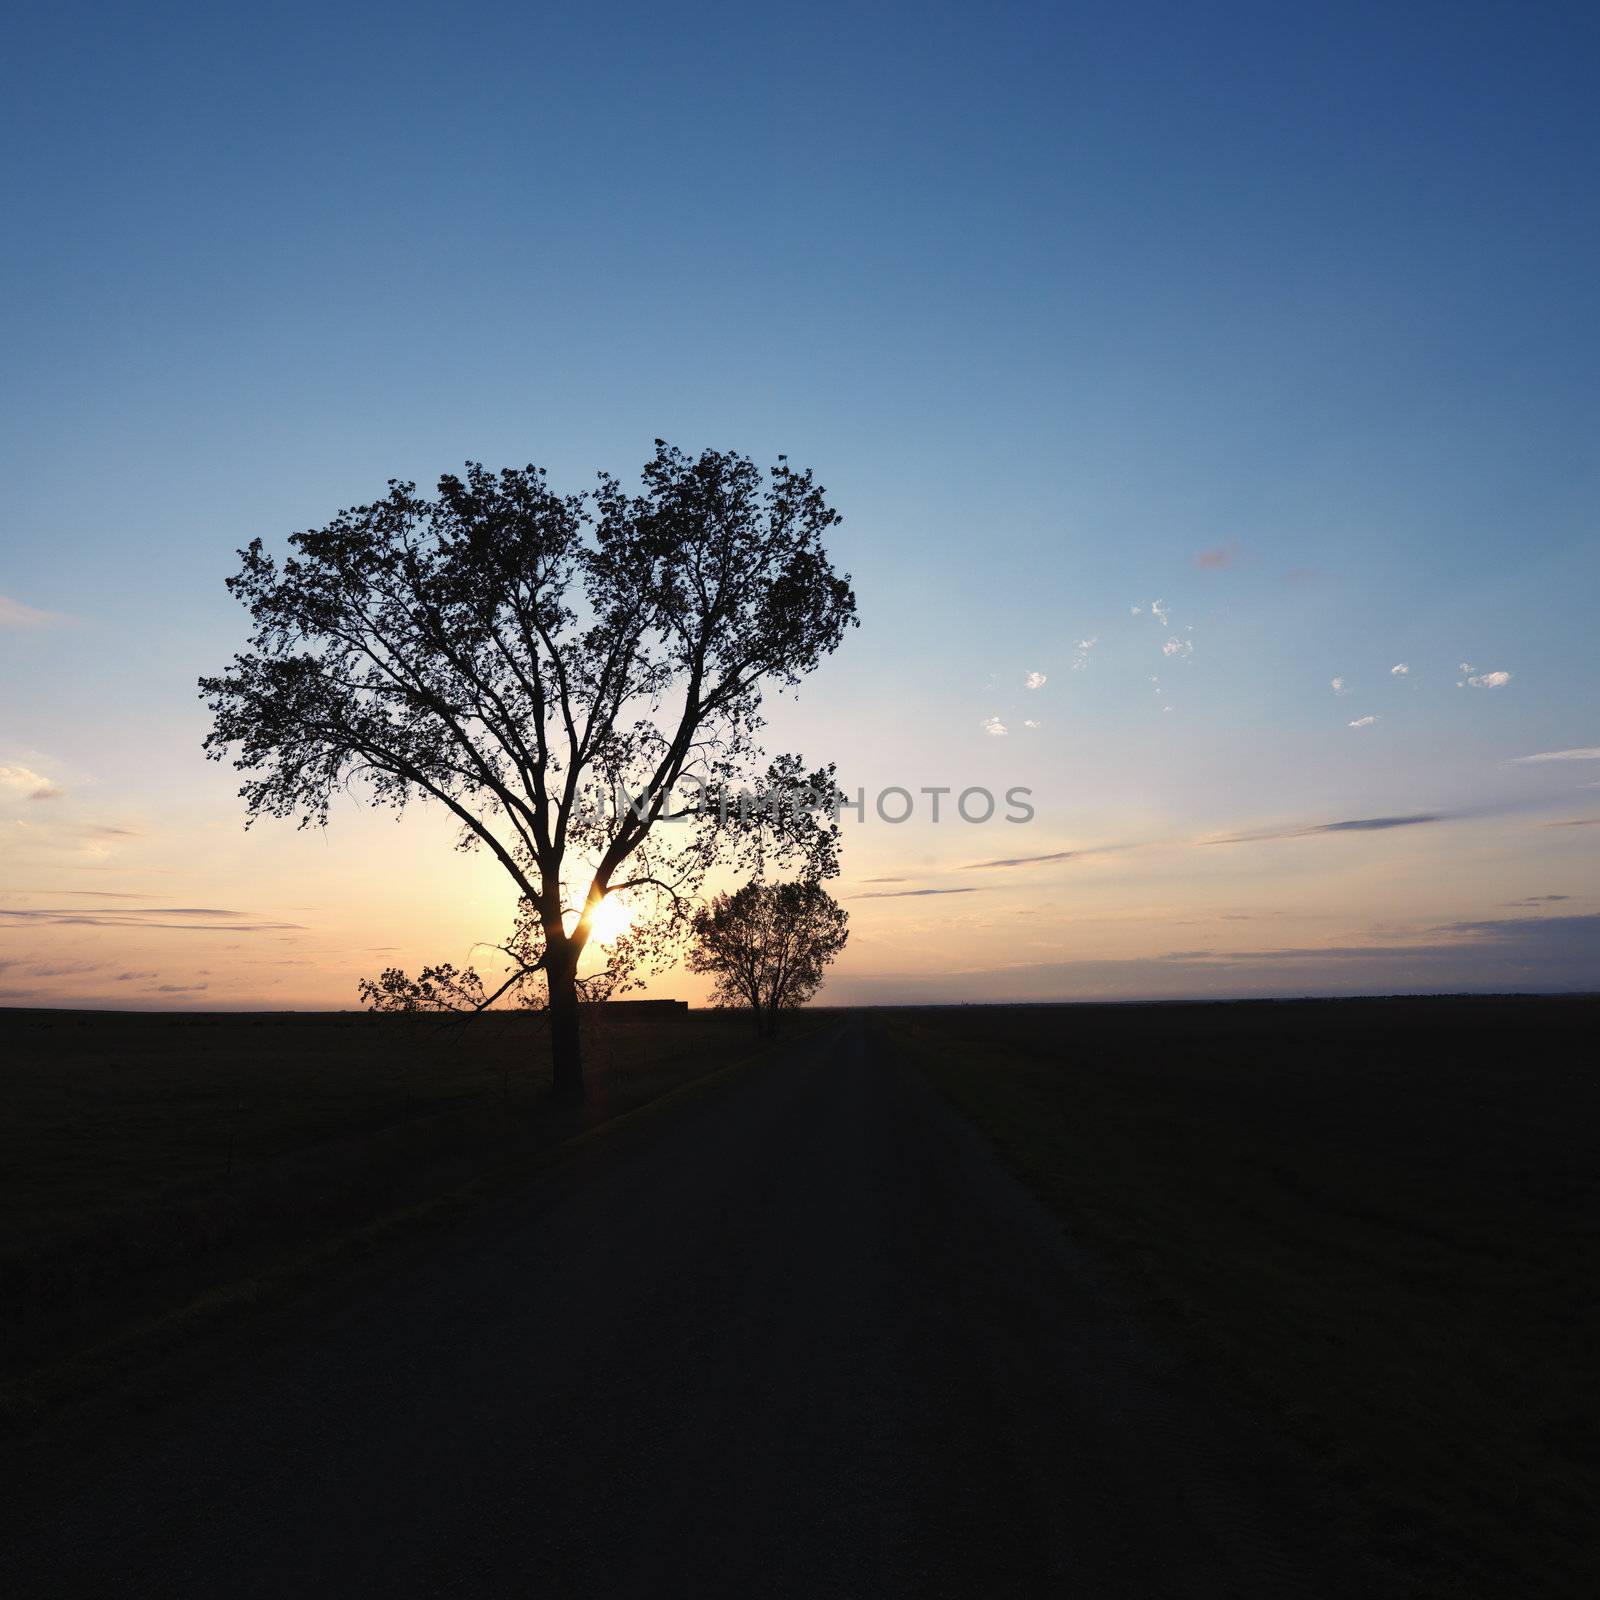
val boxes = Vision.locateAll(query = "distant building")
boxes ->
[584,998,689,1014]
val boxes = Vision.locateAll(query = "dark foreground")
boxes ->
[4,1020,1388,1598]
[900,995,1600,1599]
[1,1005,762,1387]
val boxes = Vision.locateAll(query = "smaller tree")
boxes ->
[688,880,848,1037]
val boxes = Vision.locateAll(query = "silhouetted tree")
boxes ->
[688,880,849,1037]
[201,443,855,1100]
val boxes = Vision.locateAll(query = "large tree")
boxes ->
[687,880,849,1037]
[201,443,856,1100]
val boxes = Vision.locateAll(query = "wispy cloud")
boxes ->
[5,889,148,899]
[1348,715,1379,728]
[1195,539,1242,570]
[1508,895,1571,906]
[1023,718,1041,729]
[1314,812,1435,831]
[1070,638,1099,671]
[852,886,983,899]
[963,849,1082,870]
[0,957,108,980]
[0,907,303,931]
[960,840,1138,871]
[980,715,1008,737]
[1331,676,1348,696]
[0,594,61,628]
[1150,599,1170,626]
[1467,670,1512,689]
[1023,670,1047,690]
[1202,812,1444,846]
[1202,794,1586,848]
[1390,662,1409,677]
[1506,748,1600,764]
[1162,637,1193,659]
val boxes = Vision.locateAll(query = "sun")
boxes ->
[583,893,636,946]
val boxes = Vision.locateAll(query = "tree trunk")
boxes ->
[547,943,584,1104]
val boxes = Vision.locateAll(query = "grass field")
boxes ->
[892,996,1598,1600]
[0,1004,771,1405]
[7,994,1595,1596]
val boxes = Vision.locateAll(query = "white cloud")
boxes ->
[1506,748,1600,764]
[1348,715,1379,729]
[1459,661,1474,673]
[1390,663,1409,677]
[1129,605,1142,616]
[1467,670,1512,689]
[981,716,1008,737]
[1023,670,1047,690]
[1023,718,1041,729]
[1070,638,1099,671]
[0,764,62,801]
[1162,637,1193,658]
[1331,676,1348,695]
[1150,599,1170,626]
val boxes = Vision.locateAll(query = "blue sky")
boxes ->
[2,1,1597,1005]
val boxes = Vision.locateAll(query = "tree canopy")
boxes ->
[201,442,856,1096]
[688,879,849,1036]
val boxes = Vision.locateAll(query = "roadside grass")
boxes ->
[890,996,1598,1600]
[0,1004,778,1414]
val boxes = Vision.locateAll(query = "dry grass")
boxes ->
[892,996,1599,1600]
[1,1005,763,1393]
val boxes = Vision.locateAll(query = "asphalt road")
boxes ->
[5,1020,1391,1597]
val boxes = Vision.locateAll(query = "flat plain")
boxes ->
[1,1003,769,1398]
[2,996,1594,1597]
[895,995,1599,1598]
